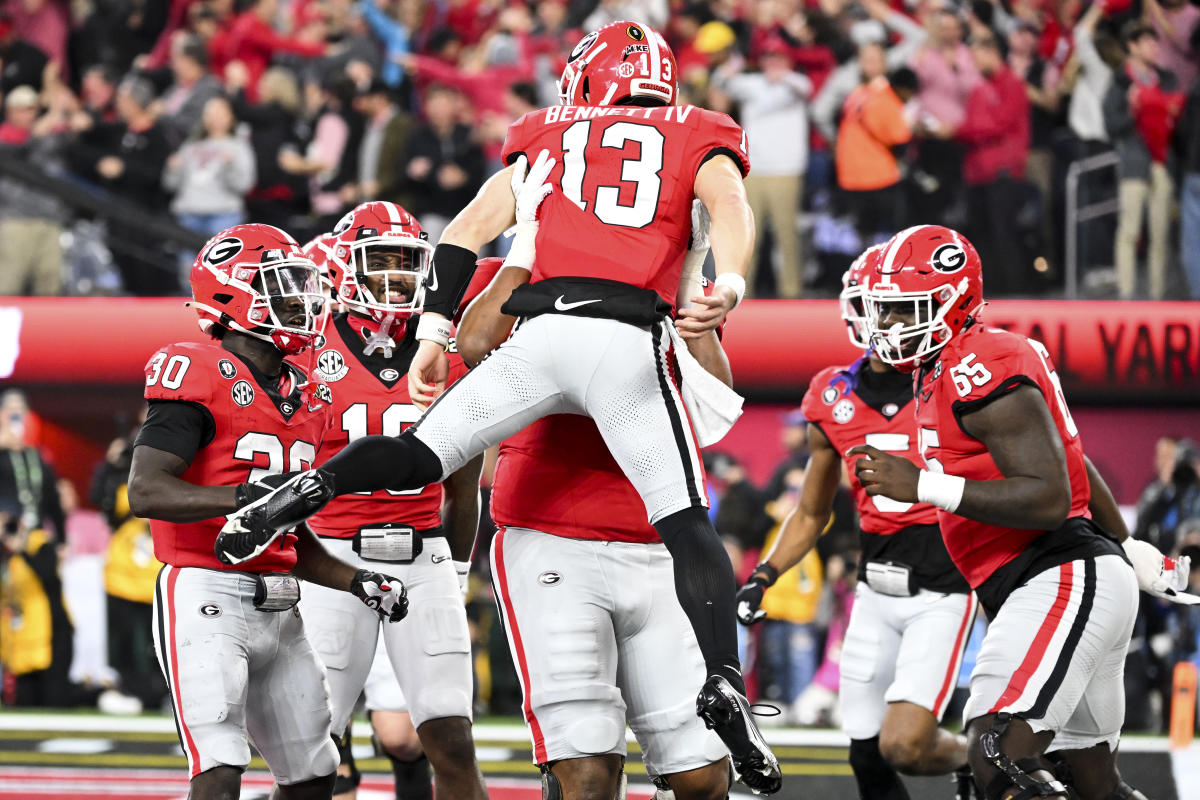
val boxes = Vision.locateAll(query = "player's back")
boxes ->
[502,104,749,307]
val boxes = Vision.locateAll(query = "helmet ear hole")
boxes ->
[580,76,590,103]
[213,293,233,305]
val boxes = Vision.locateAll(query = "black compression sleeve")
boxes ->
[321,433,444,496]
[133,400,215,464]
[423,244,479,319]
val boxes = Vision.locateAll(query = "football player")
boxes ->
[219,22,779,793]
[299,201,488,800]
[735,245,975,800]
[852,225,1195,800]
[127,224,408,800]
[455,202,732,800]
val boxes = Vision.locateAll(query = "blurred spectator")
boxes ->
[402,83,486,240]
[0,390,65,536]
[836,43,913,245]
[764,408,809,501]
[5,0,68,74]
[158,33,223,144]
[78,63,119,126]
[163,95,255,246]
[346,78,412,208]
[359,0,412,89]
[1142,0,1200,90]
[0,507,86,707]
[791,550,856,726]
[219,0,327,100]
[0,10,48,93]
[709,451,773,554]
[230,64,309,229]
[1136,438,1200,555]
[278,74,357,226]
[1009,20,1063,269]
[910,6,980,228]
[757,467,822,712]
[1104,22,1183,299]
[584,0,668,32]
[713,39,812,298]
[957,31,1032,295]
[1177,75,1200,298]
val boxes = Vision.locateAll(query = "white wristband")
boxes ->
[714,273,746,308]
[415,314,452,348]
[453,559,471,596]
[502,221,537,272]
[917,470,966,514]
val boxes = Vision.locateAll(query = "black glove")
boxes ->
[350,568,408,622]
[735,563,780,626]
[234,472,295,508]
[215,470,335,566]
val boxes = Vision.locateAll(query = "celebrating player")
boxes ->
[127,224,408,800]
[300,202,488,800]
[735,245,975,800]
[455,205,733,800]
[219,20,780,793]
[851,225,1193,800]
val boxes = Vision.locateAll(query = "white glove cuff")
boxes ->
[503,221,538,272]
[714,273,746,308]
[917,470,965,514]
[453,559,471,596]
[676,249,706,309]
[415,314,452,348]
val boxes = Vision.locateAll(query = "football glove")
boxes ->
[351,569,409,622]
[216,470,335,565]
[735,563,780,625]
[234,471,295,508]
[1123,537,1200,604]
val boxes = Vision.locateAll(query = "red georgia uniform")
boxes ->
[916,325,1092,590]
[144,342,332,572]
[802,357,967,594]
[501,104,750,308]
[491,415,657,544]
[802,361,938,535]
[307,314,470,536]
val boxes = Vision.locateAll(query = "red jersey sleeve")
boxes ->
[940,330,1041,431]
[143,344,213,405]
[689,110,750,178]
[501,110,540,167]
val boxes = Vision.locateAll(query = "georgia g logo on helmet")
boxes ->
[569,30,598,62]
[203,237,243,267]
[929,243,967,273]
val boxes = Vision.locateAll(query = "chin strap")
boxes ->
[363,312,397,358]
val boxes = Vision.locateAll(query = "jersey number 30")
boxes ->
[561,120,664,228]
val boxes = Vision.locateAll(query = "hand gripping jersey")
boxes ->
[915,324,1099,595]
[143,342,332,572]
[501,105,750,308]
[306,314,470,536]
[801,357,967,594]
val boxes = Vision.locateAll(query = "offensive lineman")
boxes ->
[852,225,1196,800]
[456,204,732,800]
[300,201,488,800]
[219,20,781,793]
[735,246,975,800]
[127,224,408,800]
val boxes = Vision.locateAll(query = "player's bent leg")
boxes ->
[1052,745,1149,800]
[367,710,430,800]
[966,713,1064,800]
[879,702,968,775]
[661,760,731,800]
[272,772,336,800]
[414,716,485,800]
[546,755,624,800]
[331,725,360,800]
[848,738,912,800]
[188,765,242,800]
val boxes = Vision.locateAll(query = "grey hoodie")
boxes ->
[162,135,256,215]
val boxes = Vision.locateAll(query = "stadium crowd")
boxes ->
[2,387,1198,740]
[0,0,1198,299]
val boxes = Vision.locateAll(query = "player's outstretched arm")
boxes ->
[736,426,840,624]
[128,445,240,523]
[682,331,733,388]
[443,453,485,593]
[457,266,529,366]
[1084,455,1129,541]
[852,385,1072,531]
[678,155,753,338]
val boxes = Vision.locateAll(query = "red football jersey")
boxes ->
[501,104,750,307]
[491,414,658,544]
[801,360,939,536]
[915,325,1091,589]
[307,314,470,537]
[144,342,332,572]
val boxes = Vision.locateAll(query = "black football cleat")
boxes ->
[215,470,334,565]
[696,675,782,796]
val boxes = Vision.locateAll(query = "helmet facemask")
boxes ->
[863,279,966,370]
[839,280,871,350]
[342,237,431,357]
[250,258,327,355]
